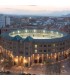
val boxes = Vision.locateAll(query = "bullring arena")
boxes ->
[0,29,70,67]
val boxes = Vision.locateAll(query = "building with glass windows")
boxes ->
[0,29,70,67]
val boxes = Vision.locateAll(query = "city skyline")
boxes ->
[0,1,70,76]
[0,5,70,16]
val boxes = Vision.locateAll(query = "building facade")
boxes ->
[0,15,5,28]
[5,16,10,26]
[0,15,10,28]
[0,29,70,67]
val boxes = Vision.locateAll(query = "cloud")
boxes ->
[27,5,37,6]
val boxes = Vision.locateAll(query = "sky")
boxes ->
[0,0,70,15]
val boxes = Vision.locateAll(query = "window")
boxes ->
[25,47,28,49]
[60,43,62,45]
[44,45,46,47]
[35,50,37,53]
[52,49,55,52]
[39,45,42,47]
[53,44,55,47]
[26,52,28,55]
[60,48,62,50]
[63,42,65,45]
[20,40,23,43]
[56,43,59,46]
[62,47,64,49]
[44,50,46,52]
[35,44,37,48]
[48,49,51,52]
[48,44,51,47]
[60,47,64,50]
[39,50,42,52]
[20,51,23,54]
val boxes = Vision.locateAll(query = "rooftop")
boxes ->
[1,29,70,43]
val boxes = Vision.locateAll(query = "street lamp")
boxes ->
[34,29,36,33]
[43,30,45,33]
[14,58,18,65]
[17,30,20,34]
[54,53,57,59]
[24,59,27,63]
[25,29,28,33]
[51,31,53,34]
[23,58,28,67]
[13,32,14,34]
[1,67,4,72]
[15,58,18,63]
[1,59,4,63]
[41,63,43,74]
[62,65,65,68]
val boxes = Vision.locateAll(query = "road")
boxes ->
[0,60,70,75]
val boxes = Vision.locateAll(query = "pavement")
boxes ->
[0,60,70,75]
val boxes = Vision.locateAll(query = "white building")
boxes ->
[0,14,10,28]
[5,16,10,25]
[0,15,5,28]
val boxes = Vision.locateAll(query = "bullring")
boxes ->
[0,29,70,67]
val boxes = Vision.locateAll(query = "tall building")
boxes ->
[0,14,10,28]
[5,16,10,26]
[0,14,5,28]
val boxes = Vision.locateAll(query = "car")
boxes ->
[61,70,67,73]
[19,72,26,75]
[26,73,31,75]
[32,74,36,75]
[6,71,11,74]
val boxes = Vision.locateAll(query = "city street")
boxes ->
[0,59,70,75]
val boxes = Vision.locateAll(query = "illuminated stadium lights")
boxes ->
[56,32,58,34]
[13,32,15,34]
[34,29,36,32]
[25,29,28,33]
[9,30,65,39]
[61,34,63,37]
[51,31,53,34]
[43,30,45,33]
[17,30,20,33]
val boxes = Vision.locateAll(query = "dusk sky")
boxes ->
[0,0,70,15]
